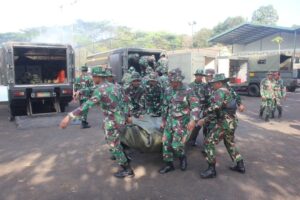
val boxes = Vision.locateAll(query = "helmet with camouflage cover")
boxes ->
[168,68,185,82]
[156,66,167,74]
[105,68,115,77]
[145,66,154,74]
[81,65,88,72]
[208,73,230,84]
[130,72,141,82]
[147,72,158,82]
[91,66,107,77]
[160,51,167,57]
[128,66,136,73]
[194,69,206,76]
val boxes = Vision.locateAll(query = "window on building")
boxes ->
[257,59,266,64]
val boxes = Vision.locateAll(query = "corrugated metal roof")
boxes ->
[209,23,297,45]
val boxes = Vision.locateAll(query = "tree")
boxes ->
[212,16,246,36]
[251,5,279,25]
[193,28,213,48]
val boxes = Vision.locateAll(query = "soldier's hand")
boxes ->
[197,119,205,127]
[261,96,266,101]
[160,121,166,130]
[238,104,245,112]
[187,120,196,132]
[60,116,71,129]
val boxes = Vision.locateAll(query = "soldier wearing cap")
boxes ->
[272,71,286,118]
[259,71,275,121]
[122,66,136,90]
[125,72,145,118]
[197,73,245,179]
[188,69,207,146]
[142,66,154,87]
[73,65,94,128]
[159,68,200,174]
[144,72,163,116]
[157,52,168,73]
[60,66,134,178]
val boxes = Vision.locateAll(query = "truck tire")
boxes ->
[248,84,260,97]
[286,86,296,92]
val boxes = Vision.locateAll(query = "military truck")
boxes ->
[85,47,162,82]
[0,42,75,120]
[216,53,298,96]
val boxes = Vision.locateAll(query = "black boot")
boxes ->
[278,107,282,118]
[259,107,265,118]
[81,121,91,129]
[179,155,187,171]
[114,163,134,178]
[159,162,175,174]
[265,115,269,122]
[230,160,246,174]
[200,164,216,179]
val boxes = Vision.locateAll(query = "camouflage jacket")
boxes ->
[121,72,132,89]
[204,87,237,129]
[70,81,129,127]
[260,78,275,99]
[203,83,213,110]
[162,83,200,121]
[189,81,207,108]
[157,57,168,72]
[273,78,286,98]
[74,74,94,100]
[225,83,242,106]
[125,85,145,117]
[158,75,169,92]
[144,82,163,115]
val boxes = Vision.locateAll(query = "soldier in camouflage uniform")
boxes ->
[272,71,286,118]
[159,68,200,174]
[122,66,136,90]
[125,72,145,118]
[259,71,275,122]
[157,52,168,73]
[141,66,154,86]
[144,72,163,116]
[189,69,207,146]
[60,66,134,178]
[139,55,156,76]
[198,74,245,179]
[74,66,94,128]
[156,67,170,95]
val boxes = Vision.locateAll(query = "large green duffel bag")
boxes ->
[120,115,163,153]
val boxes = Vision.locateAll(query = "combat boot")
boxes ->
[81,121,91,129]
[230,160,246,174]
[159,162,175,174]
[259,107,265,118]
[265,115,269,122]
[179,155,187,171]
[114,163,135,178]
[278,107,282,118]
[200,163,216,179]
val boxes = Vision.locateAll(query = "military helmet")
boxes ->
[91,66,107,77]
[105,68,115,77]
[194,69,206,76]
[205,69,215,76]
[208,73,230,84]
[81,65,88,72]
[145,66,154,74]
[128,66,136,73]
[130,72,141,82]
[168,68,185,82]
[160,52,167,57]
[147,72,158,82]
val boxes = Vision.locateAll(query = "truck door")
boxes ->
[109,53,123,83]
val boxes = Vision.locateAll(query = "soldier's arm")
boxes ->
[260,80,265,98]
[188,88,200,121]
[74,77,80,92]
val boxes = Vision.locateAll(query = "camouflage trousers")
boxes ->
[272,97,282,110]
[204,119,243,165]
[104,119,128,166]
[260,98,274,116]
[162,116,190,162]
[80,99,88,122]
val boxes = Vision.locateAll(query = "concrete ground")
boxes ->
[0,90,300,200]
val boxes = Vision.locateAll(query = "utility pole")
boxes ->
[188,21,196,48]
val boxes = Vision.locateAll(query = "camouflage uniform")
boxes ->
[141,66,154,86]
[122,66,136,90]
[144,72,163,116]
[273,77,286,118]
[189,69,207,144]
[139,55,156,76]
[74,66,94,125]
[157,52,168,73]
[200,74,245,178]
[69,67,131,169]
[260,72,275,121]
[125,72,145,118]
[161,69,200,163]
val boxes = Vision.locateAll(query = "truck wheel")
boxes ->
[248,84,260,97]
[287,86,296,92]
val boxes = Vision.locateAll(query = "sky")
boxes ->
[0,0,299,34]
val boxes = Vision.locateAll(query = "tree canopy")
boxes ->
[251,5,279,25]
